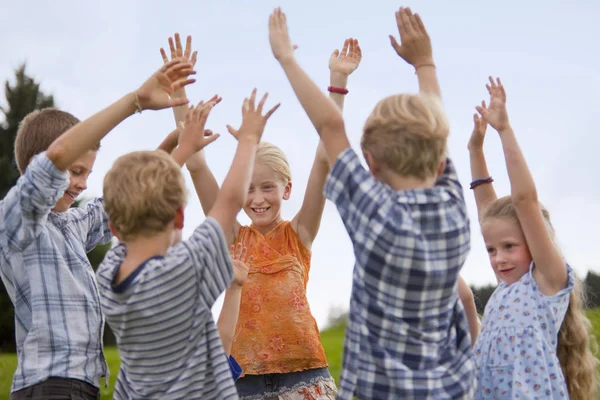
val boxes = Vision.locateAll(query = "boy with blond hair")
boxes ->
[0,59,195,399]
[96,90,279,399]
[268,7,475,399]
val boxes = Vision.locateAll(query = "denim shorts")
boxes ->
[10,377,100,400]
[236,367,337,399]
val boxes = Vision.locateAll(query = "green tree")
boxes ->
[0,63,54,199]
[0,64,54,351]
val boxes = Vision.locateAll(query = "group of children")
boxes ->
[1,5,598,400]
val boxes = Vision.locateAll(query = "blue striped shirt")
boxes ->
[97,218,239,399]
[324,148,476,399]
[0,152,111,392]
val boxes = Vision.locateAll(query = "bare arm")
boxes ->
[208,90,280,243]
[468,113,497,220]
[291,38,362,248]
[47,60,195,171]
[269,8,348,166]
[477,77,567,295]
[458,276,480,346]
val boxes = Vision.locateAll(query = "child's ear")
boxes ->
[174,206,185,230]
[364,151,380,176]
[436,158,447,179]
[108,221,119,239]
[282,181,292,201]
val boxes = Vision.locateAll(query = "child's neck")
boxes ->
[381,170,436,191]
[115,232,172,285]
[251,216,283,236]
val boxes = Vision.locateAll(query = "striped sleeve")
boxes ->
[182,218,234,308]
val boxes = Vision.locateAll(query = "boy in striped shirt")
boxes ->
[96,91,279,399]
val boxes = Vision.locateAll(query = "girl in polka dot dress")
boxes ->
[467,77,598,399]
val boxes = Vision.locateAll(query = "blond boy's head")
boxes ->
[361,93,449,181]
[104,150,187,242]
[14,108,87,174]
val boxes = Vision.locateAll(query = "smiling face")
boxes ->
[481,217,532,285]
[243,161,291,234]
[52,150,97,212]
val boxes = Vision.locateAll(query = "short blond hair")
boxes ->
[14,108,93,174]
[103,150,187,241]
[256,141,291,183]
[361,93,448,180]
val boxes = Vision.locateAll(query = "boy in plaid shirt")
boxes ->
[268,7,475,399]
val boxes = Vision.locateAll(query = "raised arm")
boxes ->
[458,276,480,346]
[389,7,440,97]
[468,112,497,220]
[46,60,196,171]
[269,8,348,165]
[208,90,280,243]
[217,243,250,356]
[476,77,567,295]
[291,38,362,248]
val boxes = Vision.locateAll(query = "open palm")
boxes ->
[329,38,362,76]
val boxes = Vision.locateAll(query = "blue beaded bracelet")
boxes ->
[470,177,494,189]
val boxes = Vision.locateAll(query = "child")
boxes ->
[158,33,248,382]
[269,7,475,399]
[0,59,194,399]
[470,77,598,399]
[96,91,279,399]
[186,36,361,400]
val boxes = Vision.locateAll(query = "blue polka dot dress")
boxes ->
[473,263,574,399]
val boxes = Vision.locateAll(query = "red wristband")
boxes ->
[328,86,349,95]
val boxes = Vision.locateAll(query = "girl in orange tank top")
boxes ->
[188,38,362,399]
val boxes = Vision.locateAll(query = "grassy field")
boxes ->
[0,310,598,399]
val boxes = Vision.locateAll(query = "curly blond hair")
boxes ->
[361,93,448,180]
[103,150,187,241]
[482,196,599,399]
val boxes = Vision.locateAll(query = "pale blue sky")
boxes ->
[1,0,598,327]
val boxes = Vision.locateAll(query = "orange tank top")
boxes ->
[231,221,328,375]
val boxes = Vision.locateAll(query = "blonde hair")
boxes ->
[256,141,291,183]
[14,108,97,174]
[103,150,187,241]
[482,196,599,399]
[361,93,448,180]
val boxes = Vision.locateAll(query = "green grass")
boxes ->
[1,310,598,399]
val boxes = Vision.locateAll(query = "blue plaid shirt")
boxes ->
[324,148,475,399]
[0,152,111,392]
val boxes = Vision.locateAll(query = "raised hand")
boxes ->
[226,89,280,143]
[475,77,509,132]
[135,60,196,110]
[468,108,488,152]
[329,38,362,76]
[389,7,433,69]
[177,95,222,152]
[230,243,251,287]
[269,8,296,63]
[160,33,198,67]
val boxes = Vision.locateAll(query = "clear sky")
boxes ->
[1,0,598,328]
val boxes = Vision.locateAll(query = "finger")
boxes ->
[235,243,243,259]
[406,8,420,33]
[389,35,401,54]
[395,9,406,40]
[171,77,196,92]
[247,255,254,266]
[239,246,247,262]
[202,133,220,147]
[488,76,496,89]
[164,61,194,78]
[401,8,416,37]
[168,37,176,60]
[473,113,478,123]
[184,35,192,60]
[191,51,198,67]
[249,88,257,110]
[174,33,183,57]
[263,102,281,120]
[486,84,492,94]
[356,42,362,60]
[257,92,268,114]
[160,48,169,65]
[230,244,235,254]
[242,98,249,113]
[341,39,349,57]
[226,125,239,137]
[178,121,186,133]
[185,105,193,125]
[204,129,213,137]
[330,49,340,60]
[414,14,428,36]
[160,58,182,73]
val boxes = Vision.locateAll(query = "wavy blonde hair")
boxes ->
[482,196,599,399]
[361,93,448,180]
[104,150,187,241]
